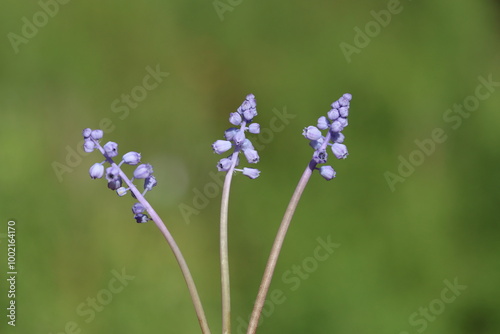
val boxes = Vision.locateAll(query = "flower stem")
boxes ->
[246,159,317,334]
[95,143,212,334]
[220,150,240,334]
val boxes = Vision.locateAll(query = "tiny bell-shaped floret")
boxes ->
[89,163,104,179]
[144,175,157,191]
[229,112,242,126]
[134,213,150,223]
[243,149,259,164]
[317,116,329,130]
[83,139,95,153]
[82,128,92,138]
[212,140,232,154]
[217,158,232,171]
[248,123,260,134]
[233,129,245,146]
[241,139,254,151]
[242,167,260,179]
[330,132,345,144]
[132,202,146,214]
[122,151,141,165]
[224,128,238,141]
[319,166,336,180]
[116,187,128,197]
[303,126,322,141]
[327,109,340,121]
[91,129,104,141]
[313,149,328,164]
[330,120,343,133]
[134,163,153,179]
[106,166,120,181]
[103,141,118,158]
[331,143,348,159]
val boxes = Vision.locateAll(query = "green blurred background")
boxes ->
[1,0,500,333]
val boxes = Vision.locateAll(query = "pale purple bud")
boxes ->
[331,101,341,109]
[243,108,257,121]
[224,128,238,141]
[330,121,344,132]
[132,203,145,214]
[248,123,260,134]
[327,109,340,121]
[83,139,95,153]
[244,149,260,164]
[91,129,103,140]
[313,149,328,164]
[123,151,141,165]
[242,167,260,179]
[134,163,153,179]
[331,132,345,144]
[82,128,92,138]
[106,166,120,181]
[246,94,256,107]
[338,97,350,107]
[337,117,348,128]
[103,141,118,158]
[342,93,352,101]
[229,112,242,126]
[217,158,232,171]
[241,139,255,151]
[116,187,128,197]
[331,143,348,159]
[339,107,349,118]
[233,129,245,145]
[212,140,232,154]
[309,137,324,150]
[317,116,329,130]
[89,163,104,179]
[134,213,150,223]
[319,166,336,180]
[144,175,157,191]
[303,126,322,141]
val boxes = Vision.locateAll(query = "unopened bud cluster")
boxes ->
[83,128,157,223]
[212,94,261,179]
[302,93,352,180]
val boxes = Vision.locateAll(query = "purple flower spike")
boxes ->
[134,163,153,179]
[217,158,232,171]
[212,140,232,154]
[244,149,260,164]
[89,163,104,179]
[319,166,336,180]
[303,126,322,141]
[229,112,242,126]
[103,141,118,158]
[123,152,141,165]
[242,167,260,179]
[331,143,348,159]
[248,123,260,134]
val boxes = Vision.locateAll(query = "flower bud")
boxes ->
[116,187,128,196]
[331,143,348,159]
[302,126,322,141]
[89,163,104,179]
[83,139,95,153]
[123,151,141,165]
[244,149,259,164]
[317,116,329,130]
[91,129,103,140]
[217,158,232,171]
[339,107,349,118]
[248,123,260,134]
[233,130,245,146]
[132,203,146,214]
[330,120,343,133]
[144,175,157,191]
[82,128,92,138]
[327,109,340,121]
[212,140,232,154]
[134,164,153,179]
[319,166,336,180]
[224,128,239,141]
[229,112,242,126]
[134,213,150,223]
[103,141,118,158]
[242,167,260,179]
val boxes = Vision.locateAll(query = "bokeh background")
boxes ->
[1,0,500,333]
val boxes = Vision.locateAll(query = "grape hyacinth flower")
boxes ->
[247,94,352,334]
[211,94,261,334]
[82,128,212,334]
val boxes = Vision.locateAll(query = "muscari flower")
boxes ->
[211,94,261,179]
[303,93,352,179]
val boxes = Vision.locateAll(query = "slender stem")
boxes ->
[220,150,240,334]
[94,143,212,334]
[246,132,333,334]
